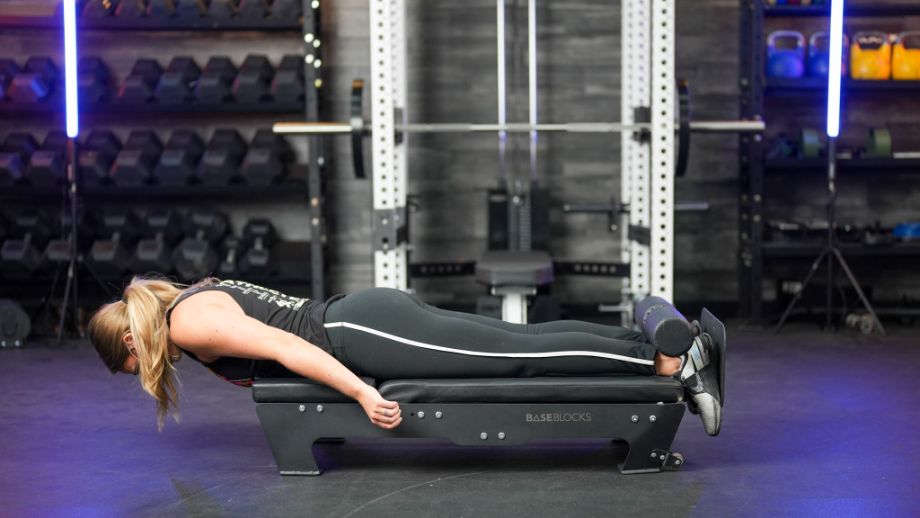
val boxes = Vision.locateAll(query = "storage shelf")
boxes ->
[764,5,920,18]
[0,182,310,202]
[765,158,920,173]
[766,78,920,93]
[763,241,920,258]
[0,99,305,116]
[0,14,301,31]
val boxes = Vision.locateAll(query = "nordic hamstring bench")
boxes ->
[251,298,726,475]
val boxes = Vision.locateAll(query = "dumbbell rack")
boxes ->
[739,1,920,325]
[0,1,329,329]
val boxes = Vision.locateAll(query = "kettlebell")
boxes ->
[767,30,806,79]
[851,31,892,80]
[892,31,920,80]
[808,32,849,77]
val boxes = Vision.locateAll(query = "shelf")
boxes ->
[0,14,301,32]
[765,5,920,18]
[766,78,920,94]
[0,182,310,202]
[765,158,920,173]
[763,241,920,258]
[0,99,305,116]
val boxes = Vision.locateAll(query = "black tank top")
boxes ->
[166,279,344,387]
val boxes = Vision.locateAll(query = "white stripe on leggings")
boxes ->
[324,321,655,366]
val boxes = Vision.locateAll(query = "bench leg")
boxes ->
[617,405,685,474]
[255,405,322,475]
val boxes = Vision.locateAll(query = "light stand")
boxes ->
[56,0,81,343]
[775,0,884,334]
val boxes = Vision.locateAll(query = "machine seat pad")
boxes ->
[252,376,684,404]
[475,250,555,287]
[252,377,377,403]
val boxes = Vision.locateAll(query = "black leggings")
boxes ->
[323,288,657,379]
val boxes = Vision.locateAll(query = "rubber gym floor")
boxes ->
[2,324,919,517]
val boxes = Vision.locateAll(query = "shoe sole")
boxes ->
[701,308,727,407]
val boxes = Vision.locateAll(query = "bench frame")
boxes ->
[255,400,686,475]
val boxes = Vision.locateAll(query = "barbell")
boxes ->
[273,79,765,178]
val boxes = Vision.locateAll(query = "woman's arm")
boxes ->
[169,294,402,429]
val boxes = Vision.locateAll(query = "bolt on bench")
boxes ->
[251,297,725,475]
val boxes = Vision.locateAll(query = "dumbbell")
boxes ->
[156,56,201,104]
[173,208,229,280]
[133,209,183,273]
[27,131,68,187]
[266,0,301,20]
[0,133,38,186]
[238,219,277,276]
[154,130,204,185]
[83,0,119,17]
[0,59,19,100]
[0,210,52,276]
[115,0,147,18]
[79,130,122,185]
[44,211,98,266]
[195,56,237,104]
[88,209,142,276]
[241,129,292,185]
[270,54,304,103]
[120,59,163,104]
[236,0,269,19]
[8,57,57,103]
[198,129,246,185]
[111,130,163,186]
[146,0,211,18]
[78,57,112,104]
[217,235,242,276]
[0,153,24,186]
[232,55,274,103]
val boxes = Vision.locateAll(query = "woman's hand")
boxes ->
[357,386,402,430]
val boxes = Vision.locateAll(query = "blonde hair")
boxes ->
[88,275,216,430]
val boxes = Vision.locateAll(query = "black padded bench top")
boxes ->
[252,376,684,404]
[475,250,555,286]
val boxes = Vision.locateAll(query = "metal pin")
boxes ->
[435,411,443,419]
[417,411,425,419]
[631,415,639,423]
[298,405,306,413]
[649,415,657,423]
[316,405,324,413]
[480,432,488,440]
[498,432,506,440]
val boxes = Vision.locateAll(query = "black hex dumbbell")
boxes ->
[1,133,37,186]
[83,0,119,17]
[27,131,68,187]
[44,211,98,266]
[232,55,274,103]
[154,130,204,185]
[1,210,52,277]
[8,57,57,103]
[78,56,112,104]
[173,208,229,280]
[217,234,242,276]
[156,56,201,104]
[197,129,246,185]
[133,208,183,273]
[115,0,148,18]
[88,209,142,276]
[0,59,19,100]
[120,59,163,104]
[270,54,304,103]
[238,219,277,276]
[236,0,269,19]
[79,130,123,185]
[267,0,301,20]
[240,129,292,185]
[111,130,163,186]
[195,56,237,104]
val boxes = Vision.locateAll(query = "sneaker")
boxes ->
[679,333,723,436]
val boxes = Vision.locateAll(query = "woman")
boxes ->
[89,276,724,436]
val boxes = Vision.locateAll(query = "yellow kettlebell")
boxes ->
[893,31,920,80]
[851,31,892,80]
